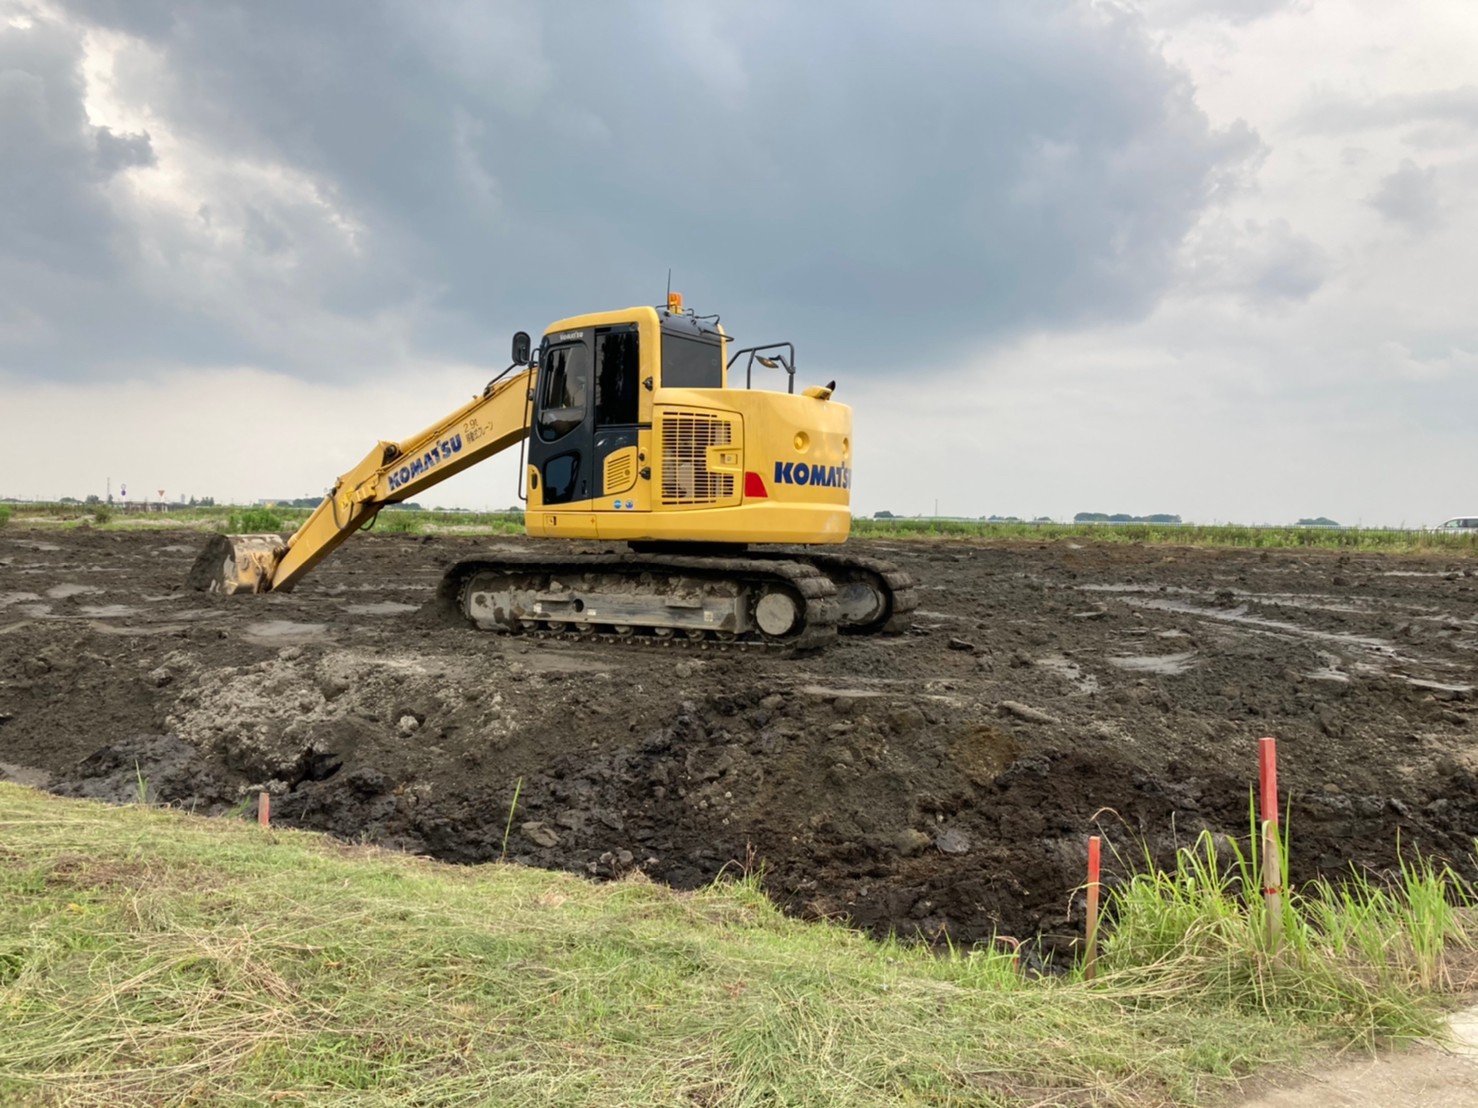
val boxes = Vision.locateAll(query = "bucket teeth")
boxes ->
[187,533,287,594]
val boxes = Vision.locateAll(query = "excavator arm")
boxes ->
[191,367,535,594]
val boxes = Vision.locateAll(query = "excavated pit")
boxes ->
[4,528,1478,957]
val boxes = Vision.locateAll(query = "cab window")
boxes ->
[661,332,722,389]
[595,328,640,426]
[538,342,590,441]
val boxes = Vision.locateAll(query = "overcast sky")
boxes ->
[3,0,1475,525]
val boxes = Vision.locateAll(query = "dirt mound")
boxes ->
[4,529,1477,952]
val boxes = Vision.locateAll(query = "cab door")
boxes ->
[528,335,595,506]
[591,324,644,512]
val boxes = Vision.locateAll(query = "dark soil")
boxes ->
[4,528,1477,958]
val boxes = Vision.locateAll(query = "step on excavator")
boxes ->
[190,294,915,650]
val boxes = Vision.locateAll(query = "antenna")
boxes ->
[666,268,672,303]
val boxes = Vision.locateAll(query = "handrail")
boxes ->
[726,342,796,393]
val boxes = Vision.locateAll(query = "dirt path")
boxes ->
[3,529,1477,955]
[1234,1002,1478,1106]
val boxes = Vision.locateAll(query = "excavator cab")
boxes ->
[526,309,715,515]
[520,301,852,548]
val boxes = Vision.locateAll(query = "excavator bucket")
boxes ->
[187,533,288,594]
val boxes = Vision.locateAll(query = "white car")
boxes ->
[1432,517,1478,532]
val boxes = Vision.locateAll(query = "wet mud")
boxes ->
[4,529,1477,956]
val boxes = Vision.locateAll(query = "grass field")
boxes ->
[1,784,1473,1106]
[4,500,1477,554]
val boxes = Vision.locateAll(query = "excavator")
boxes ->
[190,294,914,650]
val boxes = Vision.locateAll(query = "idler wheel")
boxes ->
[754,589,802,637]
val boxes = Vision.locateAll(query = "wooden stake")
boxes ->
[257,791,270,828]
[1085,834,1101,981]
[1259,737,1282,951]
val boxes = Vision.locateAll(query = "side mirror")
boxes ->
[511,331,532,365]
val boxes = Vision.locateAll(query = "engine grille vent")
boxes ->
[660,411,735,505]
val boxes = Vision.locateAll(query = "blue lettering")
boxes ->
[385,434,466,492]
[771,459,852,489]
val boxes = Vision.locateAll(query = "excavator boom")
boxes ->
[190,368,534,594]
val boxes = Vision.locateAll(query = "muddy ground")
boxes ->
[3,528,1477,958]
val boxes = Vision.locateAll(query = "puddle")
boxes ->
[801,685,887,699]
[45,583,103,599]
[1035,654,1099,694]
[0,591,42,608]
[78,604,140,618]
[317,583,437,595]
[344,601,420,616]
[1406,677,1475,696]
[1304,651,1351,683]
[1106,651,1197,676]
[0,762,51,788]
[513,649,619,675]
[91,623,192,636]
[1126,596,1402,657]
[1082,582,1436,619]
[242,620,330,646]
[1080,583,1199,595]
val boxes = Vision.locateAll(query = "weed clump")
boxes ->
[228,506,285,532]
[1098,829,1475,1042]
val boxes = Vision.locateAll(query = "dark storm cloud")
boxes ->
[0,18,139,275]
[7,1,1258,381]
[93,125,156,174]
[0,14,256,371]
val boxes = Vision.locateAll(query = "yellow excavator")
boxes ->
[190,294,914,650]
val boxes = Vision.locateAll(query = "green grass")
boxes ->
[852,518,1478,553]
[4,499,1476,553]
[0,503,9,528]
[1,784,1473,1106]
[227,506,285,532]
[0,502,526,538]
[1101,827,1474,1036]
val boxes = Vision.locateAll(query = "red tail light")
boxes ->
[743,471,768,499]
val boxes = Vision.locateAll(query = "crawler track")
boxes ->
[437,550,840,652]
[782,550,917,635]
